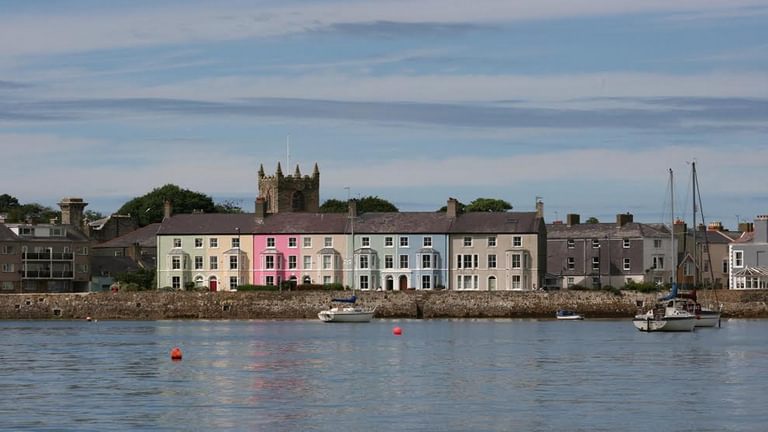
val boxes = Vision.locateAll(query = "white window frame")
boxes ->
[173,238,182,248]
[194,238,203,248]
[361,237,370,247]
[229,255,238,270]
[733,250,744,268]
[421,275,431,289]
[266,237,276,248]
[463,237,472,247]
[423,237,433,247]
[512,254,521,269]
[209,256,218,270]
[422,254,432,269]
[623,238,630,249]
[303,256,312,270]
[303,237,312,248]
[513,236,522,247]
[288,255,297,269]
[288,237,297,248]
[194,256,204,270]
[385,237,394,247]
[487,236,497,247]
[399,255,409,269]
[488,254,497,269]
[385,255,394,269]
[623,258,631,271]
[400,236,409,247]
[567,239,575,249]
[210,238,218,248]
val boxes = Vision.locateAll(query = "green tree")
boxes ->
[320,196,399,213]
[586,217,599,224]
[117,184,216,226]
[436,200,466,213]
[464,198,512,212]
[84,210,106,221]
[115,268,156,290]
[0,194,20,212]
[214,200,244,214]
[6,203,59,224]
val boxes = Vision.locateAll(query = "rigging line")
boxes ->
[694,163,717,291]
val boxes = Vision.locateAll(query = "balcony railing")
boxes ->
[21,270,74,279]
[22,252,75,261]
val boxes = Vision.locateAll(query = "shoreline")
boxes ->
[2,289,767,320]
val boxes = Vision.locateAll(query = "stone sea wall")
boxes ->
[1,289,767,320]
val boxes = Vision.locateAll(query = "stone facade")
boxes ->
[257,163,320,214]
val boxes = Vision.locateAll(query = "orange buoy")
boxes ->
[393,326,402,336]
[170,347,183,361]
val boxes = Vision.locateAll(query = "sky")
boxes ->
[0,0,766,228]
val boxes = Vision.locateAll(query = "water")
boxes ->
[1,319,767,432]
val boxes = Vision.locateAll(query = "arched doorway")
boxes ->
[488,276,497,291]
[208,276,218,292]
[386,276,394,291]
[303,275,311,284]
[398,275,408,290]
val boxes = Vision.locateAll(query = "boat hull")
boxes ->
[318,309,375,323]
[693,311,721,328]
[556,315,584,320]
[633,316,696,332]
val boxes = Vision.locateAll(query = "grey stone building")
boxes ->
[729,215,768,289]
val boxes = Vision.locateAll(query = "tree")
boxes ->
[465,198,512,212]
[0,194,20,212]
[84,210,106,221]
[320,196,399,213]
[214,200,244,214]
[5,203,59,224]
[436,200,466,213]
[117,184,216,226]
[586,217,600,224]
[115,268,156,290]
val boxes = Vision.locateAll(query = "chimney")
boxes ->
[348,199,358,218]
[58,197,88,228]
[566,214,580,226]
[674,219,687,235]
[446,198,459,218]
[255,197,266,219]
[535,198,544,218]
[755,215,768,243]
[0,213,6,223]
[616,213,633,227]
[163,200,172,220]
[707,221,723,231]
[739,222,754,233]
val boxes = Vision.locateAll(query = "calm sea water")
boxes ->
[1,318,766,432]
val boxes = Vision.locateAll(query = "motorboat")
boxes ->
[318,295,376,323]
[633,298,696,332]
[556,309,584,320]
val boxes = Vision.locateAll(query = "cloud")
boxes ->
[324,21,484,38]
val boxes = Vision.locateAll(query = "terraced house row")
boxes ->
[156,197,547,291]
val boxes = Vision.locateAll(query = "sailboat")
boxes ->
[317,295,376,323]
[633,169,697,332]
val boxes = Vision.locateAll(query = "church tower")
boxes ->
[257,162,320,214]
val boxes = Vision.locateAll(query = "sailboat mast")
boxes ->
[670,168,676,288]
[692,161,698,287]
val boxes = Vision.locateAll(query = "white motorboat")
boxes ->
[633,298,696,332]
[318,295,376,323]
[556,309,584,320]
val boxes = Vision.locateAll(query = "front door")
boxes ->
[399,275,408,290]
[386,277,394,291]
[209,278,218,292]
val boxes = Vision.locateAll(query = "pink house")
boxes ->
[252,234,304,286]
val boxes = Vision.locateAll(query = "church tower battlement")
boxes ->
[257,162,320,214]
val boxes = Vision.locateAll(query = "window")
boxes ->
[592,239,600,248]
[323,276,332,284]
[733,250,744,268]
[722,260,728,274]
[462,255,473,269]
[488,276,496,290]
[623,238,630,248]
[463,237,472,247]
[423,237,432,247]
[359,275,369,290]
[567,239,575,249]
[422,275,431,289]
[400,237,409,247]
[172,256,181,270]
[230,277,239,289]
[487,236,497,247]
[209,256,218,270]
[303,237,312,248]
[2,263,14,272]
[488,254,497,269]
[324,237,333,247]
[77,264,88,273]
[513,236,522,247]
[322,255,332,269]
[422,254,432,269]
[303,256,312,270]
[288,237,297,248]
[195,238,203,248]
[654,239,663,249]
[567,277,575,288]
[265,256,275,269]
[173,238,182,248]
[623,258,631,271]
[229,255,238,270]
[512,275,521,289]
[359,255,369,269]
[194,275,204,287]
[399,255,409,269]
[567,257,575,270]
[592,257,600,271]
[231,238,240,249]
[2,281,13,291]
[512,254,521,269]
[210,238,218,248]
[288,256,297,269]
[1,245,13,254]
[385,255,394,269]
[266,237,275,248]
[194,256,204,270]
[265,276,274,286]
[172,276,181,289]
[361,237,370,247]
[652,256,665,270]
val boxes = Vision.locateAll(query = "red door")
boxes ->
[209,279,218,292]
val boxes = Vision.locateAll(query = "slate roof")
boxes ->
[2,223,89,242]
[91,256,140,277]
[546,222,669,239]
[156,211,543,235]
[94,223,161,249]
[451,211,541,234]
[0,224,18,241]
[689,229,738,245]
